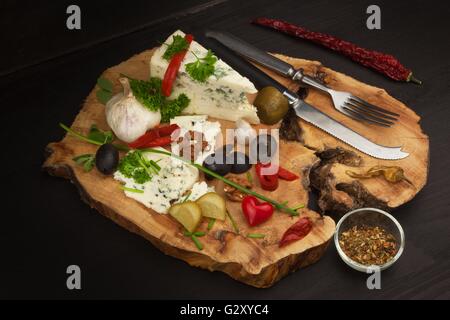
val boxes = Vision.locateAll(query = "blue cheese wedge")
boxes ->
[150,30,260,124]
[170,115,221,164]
[114,148,199,214]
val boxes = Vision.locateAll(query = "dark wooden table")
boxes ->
[1,0,449,299]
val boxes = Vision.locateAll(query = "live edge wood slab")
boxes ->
[43,48,428,288]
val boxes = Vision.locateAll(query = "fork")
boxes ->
[296,71,399,127]
[205,30,400,127]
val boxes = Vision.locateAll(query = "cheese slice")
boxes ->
[150,30,260,124]
[170,115,221,164]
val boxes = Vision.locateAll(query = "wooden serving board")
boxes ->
[43,48,428,288]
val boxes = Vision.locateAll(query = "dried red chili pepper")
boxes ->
[279,217,312,247]
[253,18,421,84]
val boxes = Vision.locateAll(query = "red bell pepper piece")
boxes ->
[277,166,299,181]
[128,124,179,149]
[255,163,279,191]
[161,34,194,97]
[241,196,274,227]
[279,217,312,247]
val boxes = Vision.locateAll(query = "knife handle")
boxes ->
[199,34,295,96]
[206,30,295,77]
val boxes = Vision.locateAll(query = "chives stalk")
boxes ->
[120,186,144,194]
[207,218,216,231]
[226,211,240,234]
[60,123,103,146]
[247,233,265,239]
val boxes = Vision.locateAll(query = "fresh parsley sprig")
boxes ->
[118,150,161,184]
[185,50,217,83]
[162,35,190,61]
[96,77,114,104]
[59,123,129,151]
[123,75,190,122]
[73,154,95,172]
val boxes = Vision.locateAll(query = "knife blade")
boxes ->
[203,32,409,160]
[291,98,409,160]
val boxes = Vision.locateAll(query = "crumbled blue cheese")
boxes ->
[175,181,215,204]
[114,148,199,214]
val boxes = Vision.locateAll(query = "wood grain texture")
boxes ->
[43,45,428,287]
[257,54,428,216]
[2,0,449,299]
[43,49,335,288]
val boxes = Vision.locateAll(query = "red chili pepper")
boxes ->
[162,34,194,97]
[279,217,312,248]
[255,163,279,191]
[128,124,180,149]
[253,18,421,84]
[277,166,299,181]
[241,196,274,227]
[155,123,180,137]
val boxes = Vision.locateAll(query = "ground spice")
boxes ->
[339,225,397,265]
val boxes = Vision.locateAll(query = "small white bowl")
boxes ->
[334,208,405,272]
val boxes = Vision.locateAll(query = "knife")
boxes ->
[203,31,409,160]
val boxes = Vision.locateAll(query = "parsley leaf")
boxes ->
[73,154,95,172]
[128,77,163,112]
[125,75,190,123]
[163,35,189,61]
[88,124,114,144]
[97,77,113,92]
[118,150,161,184]
[185,50,217,82]
[96,89,112,104]
[96,77,113,104]
[160,93,190,123]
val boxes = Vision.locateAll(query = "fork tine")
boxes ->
[342,106,391,127]
[349,96,400,117]
[344,103,394,126]
[344,104,393,127]
[343,107,392,127]
[348,98,398,121]
[339,107,372,124]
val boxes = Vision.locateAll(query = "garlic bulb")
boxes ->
[105,77,161,143]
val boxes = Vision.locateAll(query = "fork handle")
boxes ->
[293,69,330,93]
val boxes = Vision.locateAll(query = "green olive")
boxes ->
[254,86,289,125]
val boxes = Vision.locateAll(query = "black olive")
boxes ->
[250,134,278,163]
[95,143,119,175]
[203,152,232,180]
[229,152,252,174]
[221,144,234,155]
